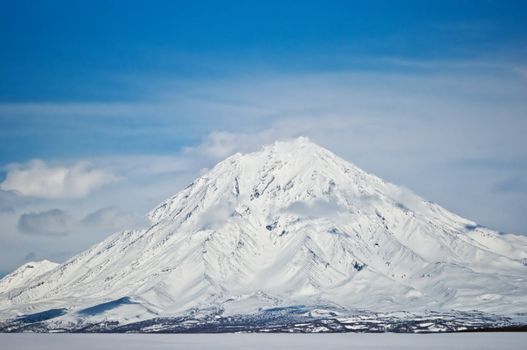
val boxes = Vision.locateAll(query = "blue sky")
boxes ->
[1,1,527,161]
[0,0,527,274]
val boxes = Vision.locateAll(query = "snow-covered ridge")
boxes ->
[1,137,526,332]
[0,260,58,294]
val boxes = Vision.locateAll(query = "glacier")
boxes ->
[1,137,526,333]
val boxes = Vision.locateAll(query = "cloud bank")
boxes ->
[0,189,33,213]
[17,207,141,237]
[18,209,74,236]
[1,160,119,199]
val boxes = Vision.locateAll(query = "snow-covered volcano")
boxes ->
[1,137,526,332]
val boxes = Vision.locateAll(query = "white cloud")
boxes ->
[182,131,266,161]
[182,128,309,163]
[183,131,241,160]
[383,185,429,213]
[0,160,119,199]
[285,199,346,219]
[0,189,34,212]
[197,201,234,230]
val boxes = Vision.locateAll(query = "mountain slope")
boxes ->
[1,137,526,332]
[0,260,59,294]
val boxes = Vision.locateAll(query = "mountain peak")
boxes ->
[261,136,333,159]
[221,136,333,169]
[148,137,370,224]
[1,139,526,332]
[226,136,363,180]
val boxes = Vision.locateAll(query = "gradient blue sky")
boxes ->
[0,0,527,274]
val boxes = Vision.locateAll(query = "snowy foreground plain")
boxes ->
[1,333,526,350]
